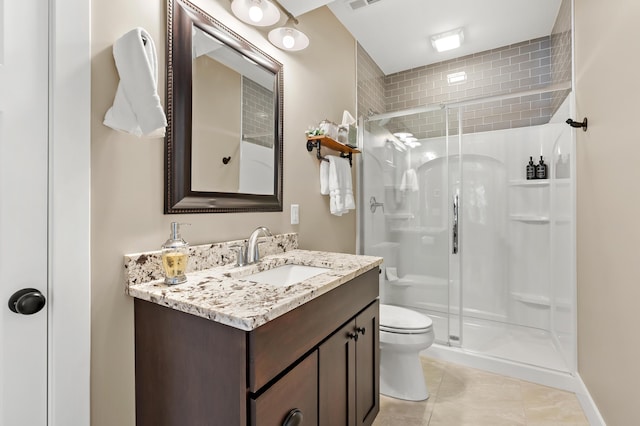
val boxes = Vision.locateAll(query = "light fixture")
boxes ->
[431,28,464,53]
[232,0,310,52]
[268,26,309,51]
[266,0,309,51]
[402,136,421,148]
[393,132,413,140]
[447,71,467,85]
[231,0,281,27]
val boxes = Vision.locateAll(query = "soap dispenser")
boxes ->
[161,222,189,285]
[526,156,536,180]
[536,156,547,180]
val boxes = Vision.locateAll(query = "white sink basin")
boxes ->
[243,264,330,287]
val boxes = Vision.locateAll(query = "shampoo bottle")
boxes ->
[526,156,536,180]
[556,154,569,179]
[536,156,547,180]
[161,222,189,285]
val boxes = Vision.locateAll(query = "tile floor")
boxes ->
[373,356,589,426]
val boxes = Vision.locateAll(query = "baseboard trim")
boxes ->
[574,372,606,426]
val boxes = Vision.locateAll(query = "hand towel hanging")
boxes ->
[104,28,167,137]
[320,160,330,195]
[400,169,419,192]
[328,155,355,216]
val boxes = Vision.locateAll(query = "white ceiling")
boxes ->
[279,0,562,75]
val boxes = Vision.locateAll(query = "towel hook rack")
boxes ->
[306,136,360,167]
[306,140,353,166]
[566,117,588,132]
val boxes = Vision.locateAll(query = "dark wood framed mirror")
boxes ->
[165,0,283,213]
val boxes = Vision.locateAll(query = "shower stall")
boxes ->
[359,87,576,379]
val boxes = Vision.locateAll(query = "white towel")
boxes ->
[328,156,355,216]
[385,267,399,281]
[400,169,419,192]
[104,28,167,137]
[320,160,330,195]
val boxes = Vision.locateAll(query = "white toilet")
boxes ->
[379,303,434,401]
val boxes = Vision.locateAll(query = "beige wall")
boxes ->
[192,57,241,192]
[575,1,640,424]
[91,1,357,424]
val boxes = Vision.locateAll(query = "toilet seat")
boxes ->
[380,304,433,334]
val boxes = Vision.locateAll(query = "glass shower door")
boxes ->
[452,92,575,373]
[361,108,461,346]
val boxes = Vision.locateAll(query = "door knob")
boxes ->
[356,326,366,335]
[347,331,359,341]
[8,288,46,315]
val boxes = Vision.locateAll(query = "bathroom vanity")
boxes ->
[125,234,382,426]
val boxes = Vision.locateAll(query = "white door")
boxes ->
[0,0,49,423]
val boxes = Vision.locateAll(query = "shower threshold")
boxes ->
[427,312,572,374]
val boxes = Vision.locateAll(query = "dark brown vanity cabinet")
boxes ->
[134,267,380,426]
[319,301,379,426]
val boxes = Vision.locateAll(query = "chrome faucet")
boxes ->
[246,226,272,264]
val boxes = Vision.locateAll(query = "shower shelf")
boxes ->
[509,179,571,187]
[508,179,550,186]
[306,135,360,167]
[509,214,549,223]
[384,213,414,220]
[510,292,551,307]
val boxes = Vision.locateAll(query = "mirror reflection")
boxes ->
[191,26,275,195]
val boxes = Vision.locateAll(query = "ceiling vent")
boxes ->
[348,0,382,11]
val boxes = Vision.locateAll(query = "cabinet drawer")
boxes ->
[249,268,379,392]
[250,351,318,426]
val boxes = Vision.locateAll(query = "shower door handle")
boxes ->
[370,196,384,213]
[452,194,459,254]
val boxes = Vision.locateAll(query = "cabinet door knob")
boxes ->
[347,331,359,341]
[356,326,366,336]
[283,408,303,426]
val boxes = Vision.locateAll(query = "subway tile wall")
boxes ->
[356,0,572,139]
[383,37,556,138]
[357,44,386,119]
[242,76,274,147]
[550,0,572,113]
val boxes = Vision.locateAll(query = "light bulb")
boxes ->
[282,33,295,49]
[248,2,263,23]
[268,26,309,51]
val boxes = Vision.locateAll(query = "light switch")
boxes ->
[291,204,299,225]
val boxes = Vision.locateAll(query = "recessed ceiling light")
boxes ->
[447,71,467,85]
[431,28,464,53]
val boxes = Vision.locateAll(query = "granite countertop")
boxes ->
[126,243,382,331]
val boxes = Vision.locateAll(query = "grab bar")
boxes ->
[452,194,459,254]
